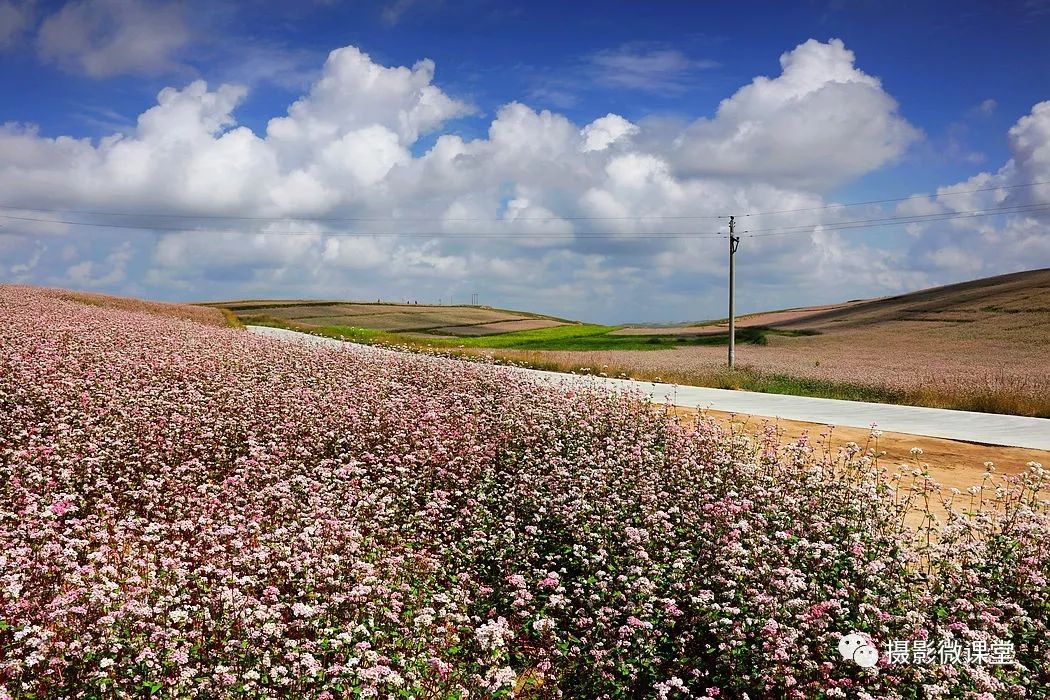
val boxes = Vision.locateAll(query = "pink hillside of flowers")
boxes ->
[0,285,1047,699]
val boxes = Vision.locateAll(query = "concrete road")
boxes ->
[248,326,1050,451]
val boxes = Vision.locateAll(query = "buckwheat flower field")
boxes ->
[1,286,1047,699]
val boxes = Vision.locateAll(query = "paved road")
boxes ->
[248,326,1050,451]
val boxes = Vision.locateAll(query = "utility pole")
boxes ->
[728,215,740,369]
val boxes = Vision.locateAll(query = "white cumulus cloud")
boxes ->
[669,39,920,189]
[0,39,1046,321]
[580,114,639,153]
[900,100,1050,275]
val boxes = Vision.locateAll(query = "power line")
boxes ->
[739,179,1050,218]
[723,200,1049,361]
[0,213,729,238]
[3,201,1045,240]
[0,179,1046,224]
[0,205,727,224]
[739,202,1050,238]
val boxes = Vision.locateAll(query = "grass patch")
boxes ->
[230,311,814,351]
[219,308,244,329]
[712,370,904,403]
[486,353,905,404]
[491,350,1050,417]
[237,315,407,346]
[240,316,900,405]
[420,324,812,351]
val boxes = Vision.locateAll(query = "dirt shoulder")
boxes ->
[675,407,1048,491]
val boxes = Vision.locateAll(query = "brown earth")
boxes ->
[215,300,572,336]
[677,407,1048,494]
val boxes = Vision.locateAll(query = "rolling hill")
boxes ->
[213,300,575,337]
[615,268,1050,340]
[508,268,1050,416]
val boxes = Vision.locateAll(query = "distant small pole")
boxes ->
[728,215,740,369]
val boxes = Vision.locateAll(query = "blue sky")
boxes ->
[1,0,1048,321]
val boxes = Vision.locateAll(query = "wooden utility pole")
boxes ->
[728,216,740,368]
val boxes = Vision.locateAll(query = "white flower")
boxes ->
[486,666,516,690]
[475,617,511,652]
[414,608,436,628]
[532,617,556,634]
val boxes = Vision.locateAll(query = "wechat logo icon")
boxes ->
[838,632,879,669]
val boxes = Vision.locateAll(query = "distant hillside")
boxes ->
[213,300,577,338]
[773,268,1050,333]
[616,268,1050,340]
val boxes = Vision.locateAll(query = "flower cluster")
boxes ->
[0,285,1047,699]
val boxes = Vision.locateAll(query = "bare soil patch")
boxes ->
[677,407,1048,492]
[221,300,571,336]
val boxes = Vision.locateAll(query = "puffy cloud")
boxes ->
[484,103,578,160]
[0,81,274,212]
[669,39,920,189]
[895,101,1050,276]
[1,39,1047,321]
[1008,101,1050,197]
[267,46,473,152]
[36,0,191,77]
[315,125,409,186]
[580,114,639,153]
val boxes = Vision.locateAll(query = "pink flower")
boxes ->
[50,498,75,516]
